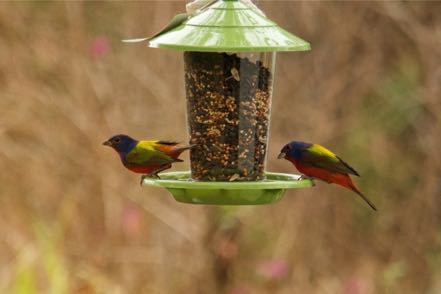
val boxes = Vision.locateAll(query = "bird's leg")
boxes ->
[139,165,172,185]
[139,173,161,186]
[140,174,149,186]
[142,172,160,180]
[150,173,161,179]
[151,164,172,179]
[140,173,159,186]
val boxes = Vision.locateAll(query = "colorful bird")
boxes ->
[103,134,193,184]
[278,141,377,211]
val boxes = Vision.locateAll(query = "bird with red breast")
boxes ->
[278,141,377,211]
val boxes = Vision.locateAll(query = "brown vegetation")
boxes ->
[1,1,440,293]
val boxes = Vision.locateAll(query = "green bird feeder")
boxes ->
[126,0,313,205]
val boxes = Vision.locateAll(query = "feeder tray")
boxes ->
[142,171,314,205]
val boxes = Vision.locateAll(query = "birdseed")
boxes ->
[184,52,272,181]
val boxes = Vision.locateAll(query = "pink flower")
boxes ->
[343,277,368,294]
[228,286,250,294]
[90,36,110,57]
[257,259,289,280]
[122,204,142,237]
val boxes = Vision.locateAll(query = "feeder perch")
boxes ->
[126,0,313,205]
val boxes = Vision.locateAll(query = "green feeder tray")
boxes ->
[142,171,314,205]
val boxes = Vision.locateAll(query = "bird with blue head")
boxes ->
[278,140,377,211]
[103,134,193,185]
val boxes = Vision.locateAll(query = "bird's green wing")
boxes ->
[126,141,176,166]
[302,144,360,176]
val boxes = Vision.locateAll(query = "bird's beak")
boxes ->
[102,140,112,146]
[277,152,286,159]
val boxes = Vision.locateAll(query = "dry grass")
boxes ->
[1,1,441,293]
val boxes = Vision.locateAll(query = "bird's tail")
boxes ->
[169,144,196,161]
[346,181,377,211]
[175,144,196,153]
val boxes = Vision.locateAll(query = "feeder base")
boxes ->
[141,171,314,205]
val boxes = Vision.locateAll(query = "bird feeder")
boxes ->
[126,0,313,205]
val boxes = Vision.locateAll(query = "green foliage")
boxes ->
[382,260,408,290]
[364,58,422,138]
[34,224,69,294]
[10,224,69,294]
[13,258,36,294]
[347,58,424,199]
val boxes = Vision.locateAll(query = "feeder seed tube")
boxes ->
[185,52,275,181]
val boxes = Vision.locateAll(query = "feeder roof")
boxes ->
[148,0,311,52]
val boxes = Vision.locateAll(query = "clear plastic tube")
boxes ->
[184,51,276,181]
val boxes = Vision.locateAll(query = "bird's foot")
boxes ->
[139,173,161,186]
[151,173,161,179]
[298,175,316,186]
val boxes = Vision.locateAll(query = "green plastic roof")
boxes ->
[148,0,310,52]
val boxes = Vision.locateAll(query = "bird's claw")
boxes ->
[140,173,161,186]
[298,175,316,186]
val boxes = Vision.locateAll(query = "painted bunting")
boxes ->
[278,141,377,211]
[103,134,193,184]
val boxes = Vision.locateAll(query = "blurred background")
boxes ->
[1,1,440,293]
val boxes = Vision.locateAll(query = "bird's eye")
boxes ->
[113,138,121,143]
